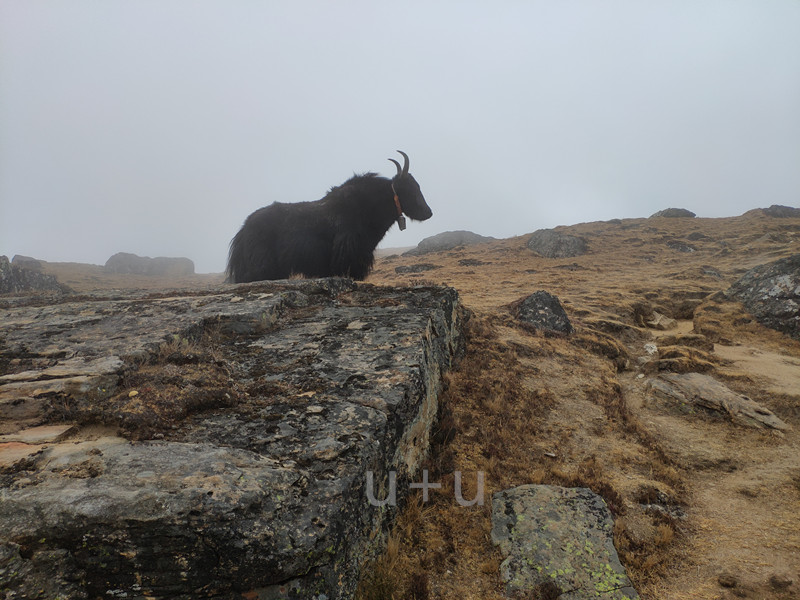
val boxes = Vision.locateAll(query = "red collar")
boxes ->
[391,184,407,230]
[391,183,403,217]
[393,193,403,218]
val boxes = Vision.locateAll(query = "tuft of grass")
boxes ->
[654,523,675,546]
[355,534,402,600]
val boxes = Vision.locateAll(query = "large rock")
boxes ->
[10,255,43,271]
[104,252,195,276]
[0,255,69,295]
[491,484,639,600]
[649,208,696,218]
[0,279,466,599]
[403,230,495,256]
[647,372,789,430]
[527,229,588,258]
[725,254,800,340]
[513,290,574,335]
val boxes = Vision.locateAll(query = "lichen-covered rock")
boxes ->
[104,252,195,276]
[726,254,800,340]
[650,208,696,218]
[527,229,588,258]
[0,278,466,599]
[513,290,574,335]
[402,230,495,256]
[491,484,639,599]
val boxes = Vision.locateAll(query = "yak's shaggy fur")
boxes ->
[226,152,432,283]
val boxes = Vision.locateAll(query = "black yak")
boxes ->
[226,151,432,282]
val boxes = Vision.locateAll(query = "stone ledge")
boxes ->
[0,279,466,599]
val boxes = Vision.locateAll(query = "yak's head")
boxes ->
[389,150,433,224]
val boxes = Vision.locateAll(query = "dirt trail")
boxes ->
[622,364,800,599]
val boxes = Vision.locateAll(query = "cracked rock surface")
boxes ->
[0,278,465,599]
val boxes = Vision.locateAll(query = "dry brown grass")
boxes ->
[357,313,687,599]
[51,325,241,440]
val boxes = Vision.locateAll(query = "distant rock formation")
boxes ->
[403,230,495,256]
[0,256,70,295]
[104,252,195,276]
[527,229,588,258]
[512,291,574,335]
[650,208,696,218]
[10,255,43,272]
[726,254,800,340]
[760,205,800,218]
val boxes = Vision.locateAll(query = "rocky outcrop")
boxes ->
[512,291,574,335]
[725,254,800,340]
[403,230,495,256]
[104,252,195,276]
[527,229,588,259]
[0,278,466,599]
[649,208,696,218]
[0,255,70,296]
[646,373,789,430]
[760,205,800,218]
[491,484,639,599]
[10,255,43,271]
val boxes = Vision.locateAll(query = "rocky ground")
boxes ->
[362,209,800,600]
[2,207,799,599]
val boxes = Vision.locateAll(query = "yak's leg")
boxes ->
[330,233,375,280]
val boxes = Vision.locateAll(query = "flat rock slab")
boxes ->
[491,484,639,600]
[647,372,789,430]
[0,424,76,444]
[0,279,465,599]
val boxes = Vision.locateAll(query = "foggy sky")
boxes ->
[1,1,799,273]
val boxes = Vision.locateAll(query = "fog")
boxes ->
[1,1,799,273]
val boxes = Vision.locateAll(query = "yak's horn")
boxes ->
[397,150,409,176]
[388,158,402,177]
